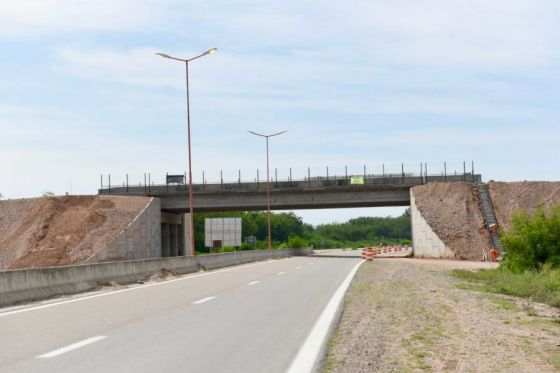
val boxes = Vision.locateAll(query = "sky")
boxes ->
[0,0,559,225]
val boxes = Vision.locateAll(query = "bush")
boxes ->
[501,204,560,273]
[287,235,309,248]
[239,242,254,251]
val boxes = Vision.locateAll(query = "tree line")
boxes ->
[194,209,411,252]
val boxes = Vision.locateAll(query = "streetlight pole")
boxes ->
[156,48,217,256]
[249,130,287,250]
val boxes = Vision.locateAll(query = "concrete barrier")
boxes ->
[0,248,311,308]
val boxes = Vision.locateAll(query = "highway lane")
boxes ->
[0,255,362,373]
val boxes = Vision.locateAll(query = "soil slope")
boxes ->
[489,181,560,232]
[412,182,492,260]
[0,195,151,270]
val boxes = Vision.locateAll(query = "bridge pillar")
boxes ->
[170,224,179,257]
[183,213,193,255]
[161,223,171,257]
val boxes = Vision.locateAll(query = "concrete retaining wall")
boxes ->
[86,198,162,263]
[410,192,455,258]
[0,248,312,308]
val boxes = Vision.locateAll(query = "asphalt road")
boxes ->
[0,255,361,373]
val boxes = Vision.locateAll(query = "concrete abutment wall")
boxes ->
[410,192,455,258]
[87,198,162,263]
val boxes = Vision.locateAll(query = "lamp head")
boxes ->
[204,48,218,55]
[155,53,173,59]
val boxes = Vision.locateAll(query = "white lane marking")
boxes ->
[248,281,260,286]
[0,257,297,317]
[38,336,107,358]
[287,260,364,373]
[308,262,314,265]
[192,296,216,305]
[296,266,302,270]
[277,272,286,276]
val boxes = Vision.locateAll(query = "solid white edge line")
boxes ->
[38,336,107,358]
[192,296,216,305]
[287,260,364,373]
[0,257,296,317]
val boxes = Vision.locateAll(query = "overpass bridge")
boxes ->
[99,172,482,212]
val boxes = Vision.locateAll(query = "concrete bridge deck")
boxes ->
[99,173,481,212]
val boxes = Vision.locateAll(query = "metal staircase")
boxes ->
[474,182,502,256]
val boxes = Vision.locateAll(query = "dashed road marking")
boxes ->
[38,336,107,358]
[296,266,302,270]
[277,272,286,276]
[248,281,260,286]
[192,296,216,305]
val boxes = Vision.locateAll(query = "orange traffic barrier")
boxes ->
[365,247,374,261]
[361,249,367,259]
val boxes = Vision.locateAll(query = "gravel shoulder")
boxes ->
[324,258,560,372]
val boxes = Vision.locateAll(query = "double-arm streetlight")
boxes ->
[249,130,287,250]
[156,48,217,255]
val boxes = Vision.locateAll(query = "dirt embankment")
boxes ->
[0,195,151,270]
[489,181,560,232]
[412,182,492,260]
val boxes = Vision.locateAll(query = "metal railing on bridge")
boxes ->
[99,166,482,195]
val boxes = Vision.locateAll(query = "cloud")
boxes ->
[352,0,559,69]
[0,0,164,39]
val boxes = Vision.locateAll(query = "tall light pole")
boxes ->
[249,130,287,250]
[156,48,217,256]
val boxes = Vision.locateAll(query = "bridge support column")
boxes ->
[161,223,171,257]
[183,213,193,255]
[170,224,179,257]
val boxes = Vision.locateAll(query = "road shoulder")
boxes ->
[324,258,560,372]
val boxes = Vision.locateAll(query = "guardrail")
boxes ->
[0,248,312,308]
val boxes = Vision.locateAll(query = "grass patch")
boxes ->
[453,268,560,307]
[322,330,340,373]
[490,297,520,312]
[552,348,560,370]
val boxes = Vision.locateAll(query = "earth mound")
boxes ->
[488,181,560,232]
[0,195,151,270]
